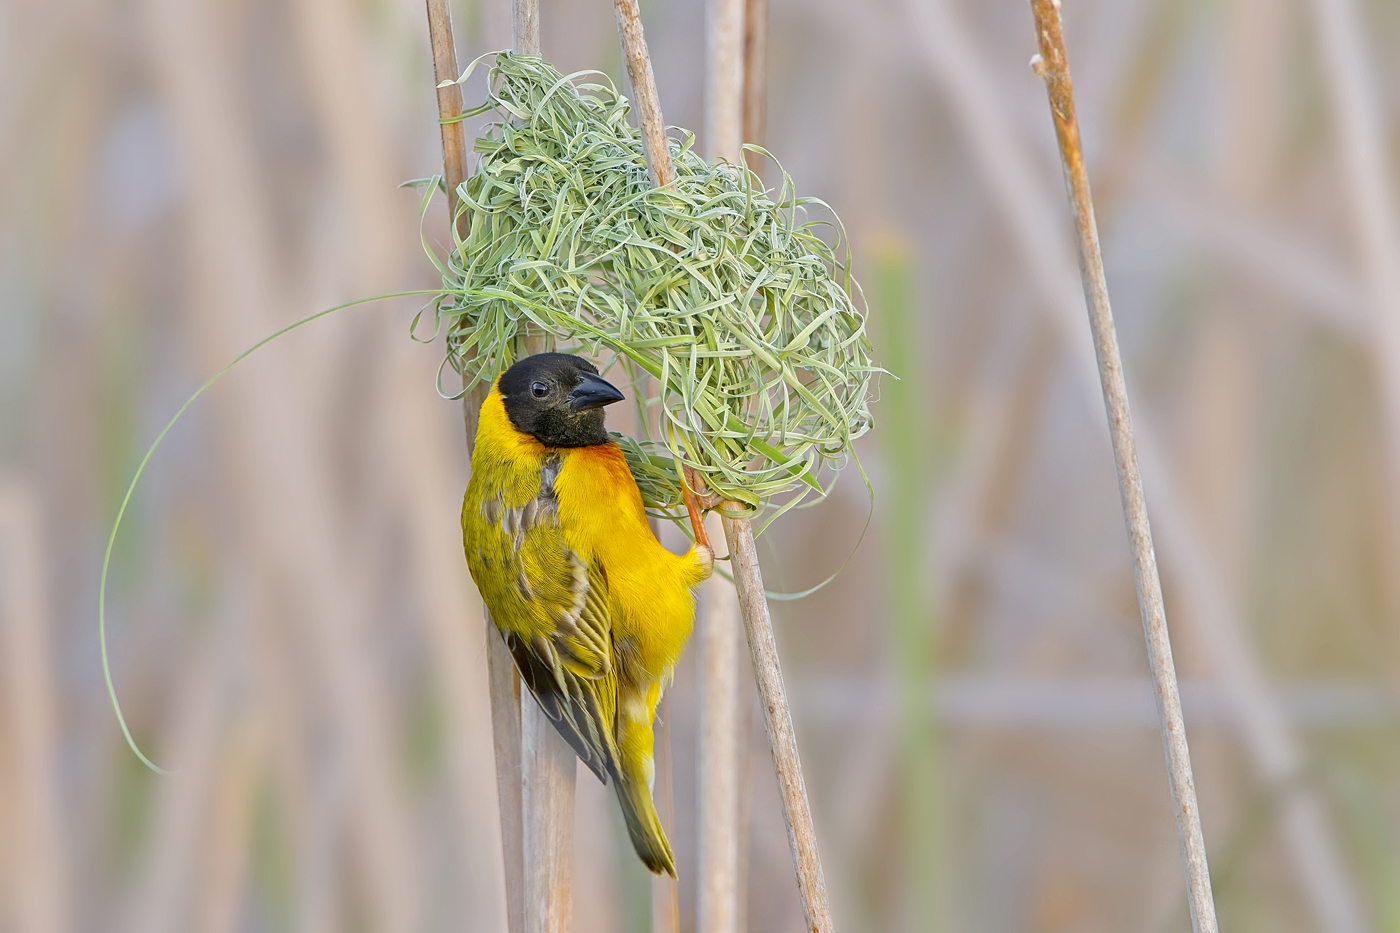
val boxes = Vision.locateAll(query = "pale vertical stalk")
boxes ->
[1027,4,1216,931]
[0,480,70,933]
[520,684,577,933]
[698,516,741,933]
[741,0,767,163]
[699,1,744,929]
[512,0,540,56]
[425,3,564,931]
[705,0,743,164]
[487,625,527,933]
[522,698,577,933]
[614,3,834,926]
[513,0,545,362]
[427,4,524,928]
[735,13,766,928]
[505,2,572,928]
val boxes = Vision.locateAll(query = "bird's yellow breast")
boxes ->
[468,389,703,677]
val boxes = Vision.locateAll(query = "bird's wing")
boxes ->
[465,455,619,782]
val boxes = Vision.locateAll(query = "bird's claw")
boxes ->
[696,490,724,510]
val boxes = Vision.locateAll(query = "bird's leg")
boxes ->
[681,465,711,549]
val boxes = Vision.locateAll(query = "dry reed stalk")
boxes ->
[892,1,1368,927]
[522,697,576,933]
[705,0,744,163]
[722,519,834,931]
[735,8,766,922]
[0,480,70,933]
[651,704,680,933]
[613,0,673,190]
[425,0,469,239]
[426,2,527,929]
[1026,4,1217,930]
[612,3,835,929]
[425,3,572,931]
[741,0,767,168]
[512,0,540,58]
[517,634,576,933]
[505,0,577,926]
[486,629,527,933]
[698,1,745,930]
[698,513,741,933]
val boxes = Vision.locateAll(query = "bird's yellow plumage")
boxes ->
[461,354,711,876]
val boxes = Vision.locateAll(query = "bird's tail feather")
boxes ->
[614,770,676,877]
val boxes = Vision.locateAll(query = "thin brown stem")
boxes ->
[1028,3,1217,931]
[895,0,1363,925]
[423,3,549,931]
[722,517,834,932]
[424,0,468,241]
[613,0,675,189]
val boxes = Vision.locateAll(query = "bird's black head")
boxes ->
[498,353,625,448]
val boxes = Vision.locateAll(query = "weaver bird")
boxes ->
[462,353,715,875]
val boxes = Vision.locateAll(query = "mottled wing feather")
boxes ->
[501,596,617,784]
[466,456,620,782]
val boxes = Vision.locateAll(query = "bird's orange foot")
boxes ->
[681,467,714,551]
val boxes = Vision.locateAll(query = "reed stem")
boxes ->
[424,3,558,932]
[721,517,834,932]
[698,1,745,930]
[1028,4,1217,930]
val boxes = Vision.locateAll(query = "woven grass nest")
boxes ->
[433,52,877,533]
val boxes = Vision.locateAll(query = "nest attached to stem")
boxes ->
[430,52,877,534]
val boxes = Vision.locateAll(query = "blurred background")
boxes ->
[3,0,1400,930]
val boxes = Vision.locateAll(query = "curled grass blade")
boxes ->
[100,290,442,773]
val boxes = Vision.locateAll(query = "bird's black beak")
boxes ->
[567,371,625,411]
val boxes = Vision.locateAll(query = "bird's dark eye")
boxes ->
[530,381,549,398]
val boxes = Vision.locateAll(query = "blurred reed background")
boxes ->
[3,0,1400,930]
